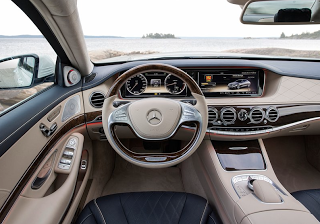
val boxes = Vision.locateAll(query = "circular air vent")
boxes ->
[221,107,236,125]
[208,107,218,123]
[266,107,279,122]
[89,91,105,108]
[249,107,265,124]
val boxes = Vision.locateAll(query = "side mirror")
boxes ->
[0,54,55,89]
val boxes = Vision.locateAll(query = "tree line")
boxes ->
[142,33,177,39]
[280,30,320,39]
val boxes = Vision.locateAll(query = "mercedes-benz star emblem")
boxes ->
[147,110,162,125]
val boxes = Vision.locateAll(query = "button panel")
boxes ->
[58,137,78,170]
[231,174,287,198]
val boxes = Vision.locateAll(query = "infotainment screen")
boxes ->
[198,69,264,97]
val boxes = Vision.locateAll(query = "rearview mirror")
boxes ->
[241,0,320,24]
[0,54,54,89]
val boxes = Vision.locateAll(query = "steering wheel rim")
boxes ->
[102,63,208,168]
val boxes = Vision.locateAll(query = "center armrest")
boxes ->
[194,139,319,224]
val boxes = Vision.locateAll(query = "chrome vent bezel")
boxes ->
[221,107,237,125]
[208,107,219,123]
[266,107,279,122]
[89,91,105,108]
[249,107,265,124]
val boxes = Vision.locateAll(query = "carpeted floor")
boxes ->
[101,155,185,196]
[264,136,320,193]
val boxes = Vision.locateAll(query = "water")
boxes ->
[85,38,320,53]
[1,38,320,61]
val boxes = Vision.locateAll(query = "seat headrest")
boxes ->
[274,8,311,22]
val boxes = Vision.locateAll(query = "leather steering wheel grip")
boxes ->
[102,63,208,168]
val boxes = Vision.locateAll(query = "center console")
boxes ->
[193,139,319,224]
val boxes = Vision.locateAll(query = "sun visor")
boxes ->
[274,8,311,22]
[227,0,249,6]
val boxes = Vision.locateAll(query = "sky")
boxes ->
[1,0,320,38]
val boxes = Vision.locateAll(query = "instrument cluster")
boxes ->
[121,72,188,98]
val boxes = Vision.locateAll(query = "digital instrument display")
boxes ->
[198,69,264,97]
[121,69,264,98]
[123,72,187,97]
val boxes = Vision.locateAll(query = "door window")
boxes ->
[0,1,57,114]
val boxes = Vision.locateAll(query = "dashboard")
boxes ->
[84,59,320,141]
[120,69,265,98]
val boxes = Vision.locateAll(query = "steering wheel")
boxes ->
[102,64,208,168]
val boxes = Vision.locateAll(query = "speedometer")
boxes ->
[164,74,186,94]
[126,74,147,95]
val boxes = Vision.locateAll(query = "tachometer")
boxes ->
[164,74,186,94]
[126,74,147,95]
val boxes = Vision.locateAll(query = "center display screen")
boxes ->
[198,69,264,97]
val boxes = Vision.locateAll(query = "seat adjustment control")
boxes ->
[40,123,57,137]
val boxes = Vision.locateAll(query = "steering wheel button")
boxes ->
[183,110,195,116]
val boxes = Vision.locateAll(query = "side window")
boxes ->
[0,1,57,114]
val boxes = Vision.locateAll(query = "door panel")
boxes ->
[4,133,85,224]
[0,83,82,157]
[0,92,87,222]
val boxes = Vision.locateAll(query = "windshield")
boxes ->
[77,0,320,63]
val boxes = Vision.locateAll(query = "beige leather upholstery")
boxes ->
[241,210,318,224]
[0,93,84,208]
[4,133,84,224]
[253,180,281,203]
[128,98,181,139]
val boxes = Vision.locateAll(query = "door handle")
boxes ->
[31,151,56,189]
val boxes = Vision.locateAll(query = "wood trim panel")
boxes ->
[212,140,266,171]
[85,111,102,123]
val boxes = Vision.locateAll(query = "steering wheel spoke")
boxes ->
[108,103,131,126]
[179,102,202,125]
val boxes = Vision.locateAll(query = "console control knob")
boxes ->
[248,176,255,190]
